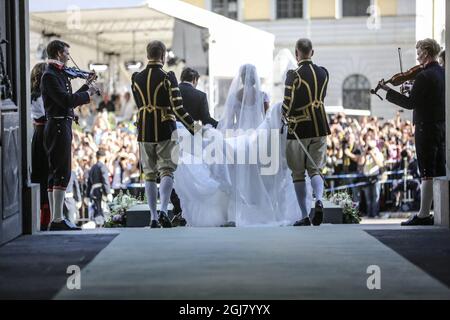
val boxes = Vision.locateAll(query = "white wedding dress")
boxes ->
[173,64,311,227]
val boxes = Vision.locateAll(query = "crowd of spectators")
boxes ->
[71,92,140,201]
[325,112,421,216]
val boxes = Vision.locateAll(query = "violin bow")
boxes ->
[398,48,404,73]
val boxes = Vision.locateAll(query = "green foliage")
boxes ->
[326,191,361,224]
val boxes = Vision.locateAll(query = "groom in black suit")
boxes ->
[179,68,218,128]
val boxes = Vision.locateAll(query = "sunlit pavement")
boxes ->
[54,224,450,300]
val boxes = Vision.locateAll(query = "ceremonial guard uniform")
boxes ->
[131,60,197,228]
[282,56,331,227]
[86,159,111,227]
[282,58,331,183]
[132,62,196,142]
[131,61,197,181]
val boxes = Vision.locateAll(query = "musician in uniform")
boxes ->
[378,38,445,226]
[41,40,97,231]
[282,38,331,227]
[131,40,199,229]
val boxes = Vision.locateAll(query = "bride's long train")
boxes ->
[173,103,313,227]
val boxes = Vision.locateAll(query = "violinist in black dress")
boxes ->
[41,40,97,231]
[378,38,445,226]
[30,62,51,230]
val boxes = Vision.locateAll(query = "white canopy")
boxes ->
[29,0,275,115]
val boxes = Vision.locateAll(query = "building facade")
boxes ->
[182,0,446,118]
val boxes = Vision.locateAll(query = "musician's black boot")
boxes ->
[49,219,81,231]
[401,214,434,226]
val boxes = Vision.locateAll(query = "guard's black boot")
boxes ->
[312,200,324,226]
[158,212,173,228]
[150,220,161,229]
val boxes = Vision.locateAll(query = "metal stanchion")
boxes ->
[400,156,414,211]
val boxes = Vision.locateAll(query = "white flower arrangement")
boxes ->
[105,190,145,227]
[327,191,361,224]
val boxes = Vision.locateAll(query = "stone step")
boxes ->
[126,204,174,227]
[311,200,343,224]
[126,200,344,227]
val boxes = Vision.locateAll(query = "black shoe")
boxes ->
[293,217,311,227]
[171,214,187,227]
[311,200,324,226]
[401,214,434,226]
[220,221,236,228]
[49,219,82,231]
[150,220,161,229]
[158,212,172,228]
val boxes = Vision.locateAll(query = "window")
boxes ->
[342,74,371,110]
[212,0,238,20]
[277,0,303,19]
[342,0,370,17]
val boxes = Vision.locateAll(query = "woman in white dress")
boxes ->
[174,64,308,227]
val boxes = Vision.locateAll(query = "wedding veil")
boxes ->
[217,64,265,132]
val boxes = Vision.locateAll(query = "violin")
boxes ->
[63,66,96,80]
[371,65,424,100]
[66,54,102,96]
[371,48,424,100]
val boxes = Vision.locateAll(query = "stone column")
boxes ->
[446,0,450,177]
[433,0,450,227]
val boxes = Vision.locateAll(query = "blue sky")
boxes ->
[29,0,145,12]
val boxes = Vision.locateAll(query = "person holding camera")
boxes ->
[358,137,385,218]
[342,132,362,201]
[392,148,421,211]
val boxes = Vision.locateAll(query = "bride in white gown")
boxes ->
[173,64,311,227]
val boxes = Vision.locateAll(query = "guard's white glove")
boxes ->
[107,194,114,202]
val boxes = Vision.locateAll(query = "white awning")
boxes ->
[30,0,274,78]
[29,0,275,113]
